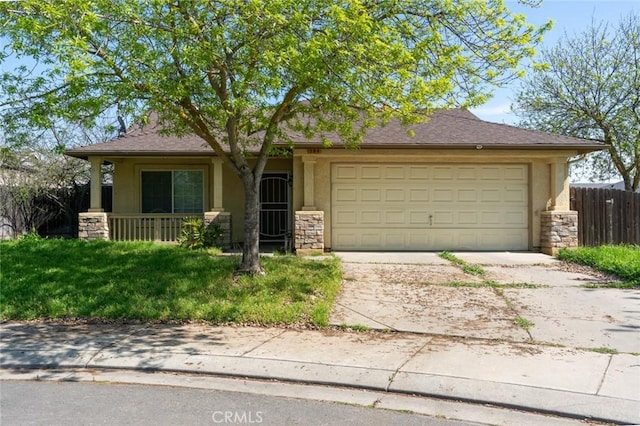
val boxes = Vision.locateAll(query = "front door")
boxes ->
[259,173,291,248]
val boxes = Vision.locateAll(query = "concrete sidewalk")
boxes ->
[1,322,638,424]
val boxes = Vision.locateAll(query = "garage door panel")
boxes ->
[457,167,477,180]
[409,189,429,202]
[361,188,381,201]
[479,167,501,180]
[458,211,478,225]
[385,188,405,201]
[332,164,528,250]
[385,233,405,246]
[504,211,527,226]
[335,210,357,225]
[433,211,454,224]
[504,166,527,180]
[333,228,528,251]
[385,166,406,179]
[360,211,381,224]
[434,189,454,202]
[385,211,406,224]
[361,166,381,179]
[335,188,357,202]
[480,211,501,224]
[361,233,381,247]
[433,167,454,180]
[334,165,357,180]
[409,166,430,179]
[480,189,501,202]
[504,188,527,203]
[457,189,477,202]
[409,211,430,224]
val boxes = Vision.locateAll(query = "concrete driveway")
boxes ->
[330,252,640,353]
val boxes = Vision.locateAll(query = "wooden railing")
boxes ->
[108,214,201,242]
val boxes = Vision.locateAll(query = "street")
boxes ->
[1,380,470,426]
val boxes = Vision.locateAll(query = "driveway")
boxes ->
[329,252,640,353]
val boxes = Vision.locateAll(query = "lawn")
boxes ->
[0,238,342,325]
[557,245,640,288]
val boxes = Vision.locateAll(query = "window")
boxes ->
[141,170,203,213]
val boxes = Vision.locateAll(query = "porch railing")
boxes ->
[108,214,200,242]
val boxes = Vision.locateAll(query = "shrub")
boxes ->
[177,217,222,250]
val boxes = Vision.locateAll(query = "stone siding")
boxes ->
[540,211,578,255]
[295,211,324,255]
[78,212,109,240]
[204,211,232,250]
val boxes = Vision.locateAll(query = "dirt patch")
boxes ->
[553,261,623,285]
[342,263,483,285]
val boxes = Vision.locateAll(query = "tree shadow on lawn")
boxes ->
[1,239,341,324]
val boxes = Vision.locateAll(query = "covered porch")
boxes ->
[78,156,231,245]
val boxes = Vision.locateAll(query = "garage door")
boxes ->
[331,164,529,250]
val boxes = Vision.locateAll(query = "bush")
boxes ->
[19,230,43,241]
[177,217,222,250]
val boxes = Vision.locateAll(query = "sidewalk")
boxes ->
[1,322,638,424]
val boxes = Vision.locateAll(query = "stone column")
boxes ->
[204,211,232,250]
[294,211,324,255]
[540,211,578,255]
[88,157,103,212]
[301,156,316,210]
[78,212,109,240]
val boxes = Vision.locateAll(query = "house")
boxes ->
[66,109,603,255]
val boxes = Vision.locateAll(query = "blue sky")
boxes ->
[470,0,639,124]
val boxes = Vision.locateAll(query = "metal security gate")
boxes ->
[259,173,291,247]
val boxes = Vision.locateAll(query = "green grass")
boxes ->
[438,251,486,277]
[0,239,342,325]
[578,346,619,355]
[557,245,640,288]
[514,316,535,331]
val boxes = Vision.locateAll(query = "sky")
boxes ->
[470,0,639,125]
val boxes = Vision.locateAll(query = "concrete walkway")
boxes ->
[1,321,639,424]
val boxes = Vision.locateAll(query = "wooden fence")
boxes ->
[570,187,640,246]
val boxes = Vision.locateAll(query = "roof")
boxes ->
[66,109,604,159]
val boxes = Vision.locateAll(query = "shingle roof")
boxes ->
[66,109,604,159]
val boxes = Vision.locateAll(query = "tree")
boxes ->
[0,118,114,239]
[1,0,549,274]
[0,147,89,238]
[513,13,640,191]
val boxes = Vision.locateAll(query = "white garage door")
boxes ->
[331,164,529,251]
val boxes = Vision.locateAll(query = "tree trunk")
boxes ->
[237,170,264,275]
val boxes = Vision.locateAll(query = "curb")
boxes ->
[2,360,637,425]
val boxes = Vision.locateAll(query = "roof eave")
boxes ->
[293,143,606,152]
[66,143,605,160]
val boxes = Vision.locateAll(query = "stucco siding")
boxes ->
[103,149,574,248]
[293,148,579,251]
